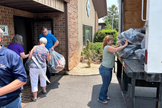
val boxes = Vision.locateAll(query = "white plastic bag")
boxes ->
[48,51,65,73]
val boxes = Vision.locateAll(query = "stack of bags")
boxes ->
[117,28,145,64]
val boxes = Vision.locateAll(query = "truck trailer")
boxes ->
[117,0,162,108]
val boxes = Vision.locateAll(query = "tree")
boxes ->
[103,5,119,30]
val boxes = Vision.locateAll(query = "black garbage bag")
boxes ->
[135,49,145,64]
[117,45,139,58]
[121,28,145,45]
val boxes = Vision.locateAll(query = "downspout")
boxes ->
[65,2,69,71]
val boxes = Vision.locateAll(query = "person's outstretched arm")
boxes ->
[29,46,35,59]
[20,52,29,59]
[108,40,128,53]
[47,51,53,62]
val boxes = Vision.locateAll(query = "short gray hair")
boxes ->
[41,26,47,31]
[39,37,47,44]
[0,28,4,38]
[11,34,23,45]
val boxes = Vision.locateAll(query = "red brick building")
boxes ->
[0,0,107,71]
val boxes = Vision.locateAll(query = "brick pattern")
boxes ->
[33,21,52,45]
[0,2,80,70]
[34,13,66,58]
[0,6,35,47]
[0,5,66,59]
[68,0,79,70]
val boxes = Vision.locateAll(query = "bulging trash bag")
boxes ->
[117,45,138,58]
[25,59,32,71]
[141,38,145,49]
[48,51,65,73]
[135,49,145,64]
[121,28,145,45]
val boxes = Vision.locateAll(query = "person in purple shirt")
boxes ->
[8,34,29,58]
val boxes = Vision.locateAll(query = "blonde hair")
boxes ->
[102,35,114,49]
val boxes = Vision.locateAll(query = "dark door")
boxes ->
[14,16,34,54]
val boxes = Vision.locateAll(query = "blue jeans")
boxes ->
[98,65,112,102]
[1,95,22,108]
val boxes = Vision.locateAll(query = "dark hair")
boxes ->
[42,26,47,31]
[11,34,23,45]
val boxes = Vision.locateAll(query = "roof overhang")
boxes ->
[0,0,66,13]
[64,0,70,3]
[92,0,107,18]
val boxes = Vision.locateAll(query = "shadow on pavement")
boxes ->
[21,75,63,106]
[87,83,127,108]
[38,75,63,99]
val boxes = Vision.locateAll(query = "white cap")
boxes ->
[39,37,47,44]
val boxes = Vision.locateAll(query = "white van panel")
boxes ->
[145,0,162,73]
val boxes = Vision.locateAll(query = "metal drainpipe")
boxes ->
[65,2,69,71]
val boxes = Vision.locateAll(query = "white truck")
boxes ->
[117,0,162,108]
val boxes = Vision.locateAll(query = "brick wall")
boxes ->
[35,13,66,58]
[68,0,79,70]
[0,6,35,47]
[0,5,66,57]
[0,3,79,70]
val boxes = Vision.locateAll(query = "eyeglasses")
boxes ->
[42,31,47,34]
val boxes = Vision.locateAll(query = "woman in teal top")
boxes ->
[98,35,128,104]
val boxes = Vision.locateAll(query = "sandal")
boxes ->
[31,98,37,102]
[97,99,108,104]
[106,97,110,101]
[42,91,47,94]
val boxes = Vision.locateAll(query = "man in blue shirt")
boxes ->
[0,28,27,108]
[38,27,59,51]
[38,27,59,80]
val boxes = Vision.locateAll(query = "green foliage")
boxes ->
[83,42,103,60]
[94,29,118,45]
[90,42,103,58]
[86,39,92,67]
[103,4,119,30]
[105,21,112,30]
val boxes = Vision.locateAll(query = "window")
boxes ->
[98,25,102,30]
[83,25,92,46]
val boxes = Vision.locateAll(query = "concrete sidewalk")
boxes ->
[24,73,126,108]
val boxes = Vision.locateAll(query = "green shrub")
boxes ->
[83,42,103,59]
[90,42,103,58]
[94,29,118,45]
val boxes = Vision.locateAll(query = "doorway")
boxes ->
[14,16,54,60]
[14,16,34,55]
